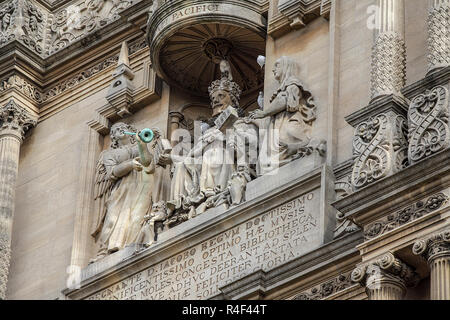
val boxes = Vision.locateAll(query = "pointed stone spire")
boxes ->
[106,41,135,118]
[118,41,130,67]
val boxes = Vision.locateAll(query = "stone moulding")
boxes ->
[365,192,449,240]
[0,37,149,108]
[268,0,328,38]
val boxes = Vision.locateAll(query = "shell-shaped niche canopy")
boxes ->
[147,0,267,98]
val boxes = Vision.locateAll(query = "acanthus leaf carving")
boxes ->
[293,272,353,300]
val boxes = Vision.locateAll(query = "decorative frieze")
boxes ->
[365,193,449,240]
[408,85,450,164]
[47,0,134,55]
[0,75,42,104]
[351,252,419,300]
[293,271,353,300]
[413,228,450,300]
[427,0,450,74]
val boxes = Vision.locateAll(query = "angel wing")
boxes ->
[90,150,114,238]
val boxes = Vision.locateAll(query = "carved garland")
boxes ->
[293,272,353,300]
[365,193,449,240]
[408,85,450,163]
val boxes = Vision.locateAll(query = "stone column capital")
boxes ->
[0,100,37,142]
[351,252,419,299]
[413,228,450,262]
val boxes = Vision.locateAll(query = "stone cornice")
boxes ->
[413,228,450,262]
[268,0,328,38]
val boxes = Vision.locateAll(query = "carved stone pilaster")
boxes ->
[351,252,419,300]
[408,85,450,164]
[413,228,450,300]
[427,0,450,74]
[0,100,36,300]
[370,0,406,101]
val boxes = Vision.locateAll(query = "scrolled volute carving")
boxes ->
[413,228,450,261]
[351,252,419,289]
[408,85,450,164]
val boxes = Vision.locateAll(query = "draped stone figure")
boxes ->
[90,122,167,262]
[163,60,247,222]
[248,56,323,176]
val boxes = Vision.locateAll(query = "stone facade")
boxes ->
[0,0,448,301]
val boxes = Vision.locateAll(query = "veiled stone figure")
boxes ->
[249,56,318,176]
[90,122,167,262]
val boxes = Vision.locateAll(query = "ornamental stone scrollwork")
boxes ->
[293,271,353,300]
[0,99,37,141]
[20,0,46,54]
[0,74,42,104]
[47,0,134,55]
[408,85,450,164]
[351,113,408,189]
[413,229,450,261]
[427,0,450,73]
[351,252,419,300]
[370,32,407,100]
[365,193,449,240]
[0,0,17,46]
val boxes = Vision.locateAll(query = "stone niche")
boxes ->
[146,0,267,98]
[64,155,335,300]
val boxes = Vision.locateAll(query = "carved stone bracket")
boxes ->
[408,85,450,164]
[365,193,449,240]
[351,252,419,300]
[293,271,353,300]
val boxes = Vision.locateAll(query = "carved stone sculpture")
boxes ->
[248,56,324,176]
[136,201,168,247]
[90,122,167,262]
[408,85,450,164]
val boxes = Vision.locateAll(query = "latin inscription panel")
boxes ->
[86,190,321,300]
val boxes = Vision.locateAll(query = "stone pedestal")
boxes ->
[351,252,418,300]
[0,100,36,300]
[413,228,450,300]
[346,95,409,190]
